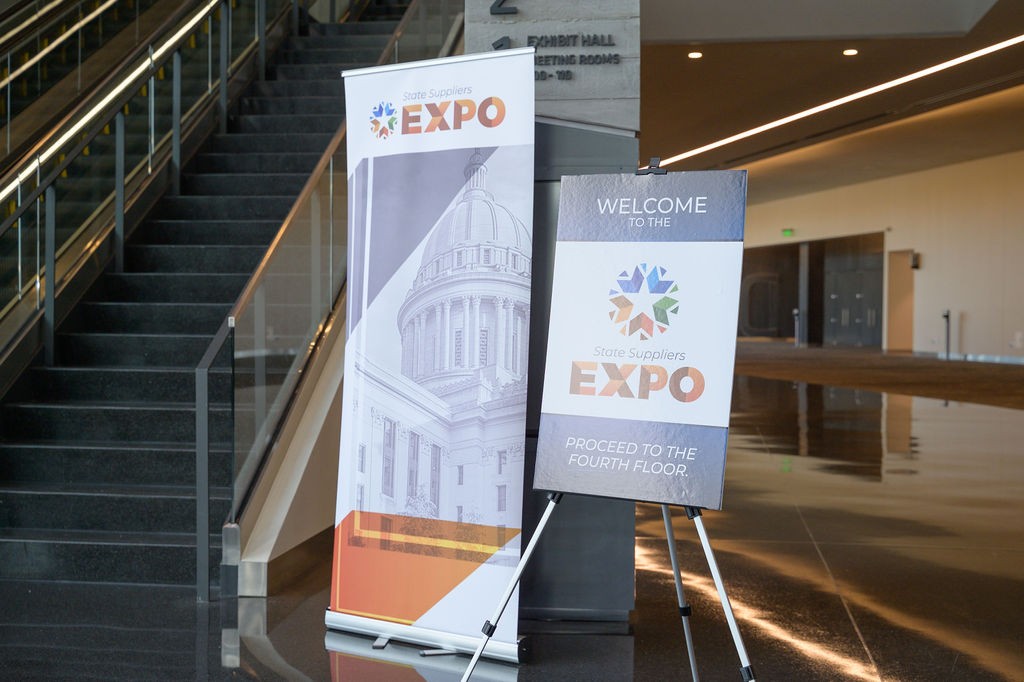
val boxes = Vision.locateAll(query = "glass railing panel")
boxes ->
[150,59,173,159]
[179,14,214,106]
[0,190,41,314]
[230,0,255,65]
[53,132,113,259]
[228,0,464,509]
[329,146,347,297]
[232,167,335,505]
[119,82,150,178]
[0,220,23,312]
[391,0,459,65]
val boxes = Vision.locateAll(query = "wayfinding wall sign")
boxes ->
[465,0,639,131]
[534,172,747,509]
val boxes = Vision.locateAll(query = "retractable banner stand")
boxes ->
[534,171,746,509]
[326,48,535,663]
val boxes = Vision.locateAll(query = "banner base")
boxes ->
[324,610,522,664]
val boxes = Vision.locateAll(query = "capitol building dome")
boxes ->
[397,150,532,399]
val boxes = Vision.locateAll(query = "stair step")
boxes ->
[125,243,268,273]
[1,402,234,443]
[276,46,384,63]
[89,272,250,303]
[132,219,282,245]
[65,301,232,334]
[285,33,390,50]
[189,151,321,174]
[238,96,343,116]
[0,484,230,533]
[13,366,231,403]
[154,195,295,220]
[232,113,343,134]
[246,78,345,98]
[0,441,232,487]
[0,527,222,585]
[269,63,371,80]
[310,19,400,35]
[55,331,217,367]
[180,172,310,196]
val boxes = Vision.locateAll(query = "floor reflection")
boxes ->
[1,376,1022,680]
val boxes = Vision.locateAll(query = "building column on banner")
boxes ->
[471,295,482,368]
[505,300,516,371]
[496,296,507,371]
[514,307,524,375]
[461,296,471,368]
[442,300,451,370]
[433,303,443,373]
[414,312,425,378]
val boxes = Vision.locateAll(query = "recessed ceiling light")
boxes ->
[688,51,703,59]
[843,48,859,56]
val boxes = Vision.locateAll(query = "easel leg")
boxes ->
[685,507,756,682]
[662,504,700,681]
[461,492,563,682]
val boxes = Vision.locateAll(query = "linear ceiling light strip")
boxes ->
[658,32,1024,168]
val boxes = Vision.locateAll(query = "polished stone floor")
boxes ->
[1,374,1022,680]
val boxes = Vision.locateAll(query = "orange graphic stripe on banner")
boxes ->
[349,510,514,554]
[329,510,521,624]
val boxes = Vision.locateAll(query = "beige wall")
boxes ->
[746,149,1024,359]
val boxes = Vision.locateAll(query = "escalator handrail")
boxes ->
[0,0,70,55]
[0,0,120,91]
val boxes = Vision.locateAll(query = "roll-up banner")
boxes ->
[326,48,535,663]
[534,172,746,509]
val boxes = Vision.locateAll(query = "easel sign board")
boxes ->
[534,171,746,510]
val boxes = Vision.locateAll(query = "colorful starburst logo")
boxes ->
[608,264,679,340]
[370,101,397,139]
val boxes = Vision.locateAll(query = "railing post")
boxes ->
[147,48,155,173]
[292,0,299,36]
[195,363,211,602]
[257,0,266,80]
[254,285,267,433]
[43,185,56,366]
[115,111,125,272]
[311,189,322,325]
[172,50,182,195]
[218,0,229,134]
[5,54,10,154]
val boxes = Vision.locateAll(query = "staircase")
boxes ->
[0,13,398,588]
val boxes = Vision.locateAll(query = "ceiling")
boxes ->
[638,0,1024,204]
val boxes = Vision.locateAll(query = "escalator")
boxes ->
[0,0,177,168]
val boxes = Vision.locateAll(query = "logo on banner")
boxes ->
[608,264,679,341]
[370,101,398,139]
